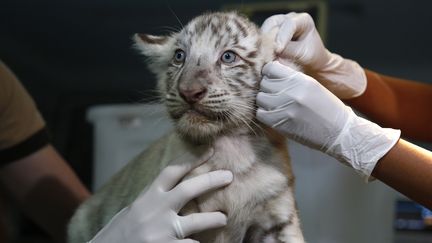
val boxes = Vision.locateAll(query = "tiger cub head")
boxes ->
[134,11,279,143]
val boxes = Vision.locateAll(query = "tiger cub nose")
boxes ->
[179,85,207,104]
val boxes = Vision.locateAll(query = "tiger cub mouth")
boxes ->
[169,103,228,124]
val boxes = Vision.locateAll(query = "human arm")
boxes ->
[261,12,432,142]
[0,145,90,243]
[0,60,90,242]
[347,70,432,141]
[88,148,232,243]
[372,139,432,209]
[256,61,432,209]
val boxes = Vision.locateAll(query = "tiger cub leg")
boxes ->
[259,190,305,243]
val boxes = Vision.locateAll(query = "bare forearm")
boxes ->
[372,139,432,209]
[342,70,432,208]
[346,69,432,141]
[0,145,90,242]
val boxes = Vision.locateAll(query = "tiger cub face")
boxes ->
[134,12,276,143]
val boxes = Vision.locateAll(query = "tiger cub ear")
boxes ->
[133,33,172,74]
[133,33,170,58]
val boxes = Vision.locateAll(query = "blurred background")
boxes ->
[0,0,431,242]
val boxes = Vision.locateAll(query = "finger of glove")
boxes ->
[280,40,305,61]
[169,170,233,211]
[275,17,299,51]
[262,61,298,80]
[256,107,291,128]
[156,148,215,192]
[256,92,293,111]
[288,13,315,40]
[279,13,316,50]
[260,14,286,34]
[261,12,298,32]
[178,212,227,238]
[259,73,300,95]
[277,25,307,58]
[261,13,299,53]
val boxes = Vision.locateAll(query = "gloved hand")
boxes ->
[89,148,233,243]
[261,12,366,99]
[256,61,400,180]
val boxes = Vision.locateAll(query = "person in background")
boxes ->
[0,60,91,242]
[0,60,232,243]
[256,13,432,210]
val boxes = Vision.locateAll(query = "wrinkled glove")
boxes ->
[256,61,400,180]
[89,148,233,243]
[261,12,366,99]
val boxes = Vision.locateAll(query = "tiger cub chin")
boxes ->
[68,11,305,243]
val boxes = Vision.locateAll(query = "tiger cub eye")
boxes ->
[221,51,237,63]
[173,49,186,64]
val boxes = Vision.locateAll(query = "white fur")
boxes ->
[68,12,305,243]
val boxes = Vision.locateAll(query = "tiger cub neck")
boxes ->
[189,127,286,174]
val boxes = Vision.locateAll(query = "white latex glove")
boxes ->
[89,148,233,243]
[256,61,400,180]
[261,12,367,99]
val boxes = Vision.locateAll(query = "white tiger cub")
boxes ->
[68,11,305,243]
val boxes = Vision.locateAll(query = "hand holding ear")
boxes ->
[261,12,366,99]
